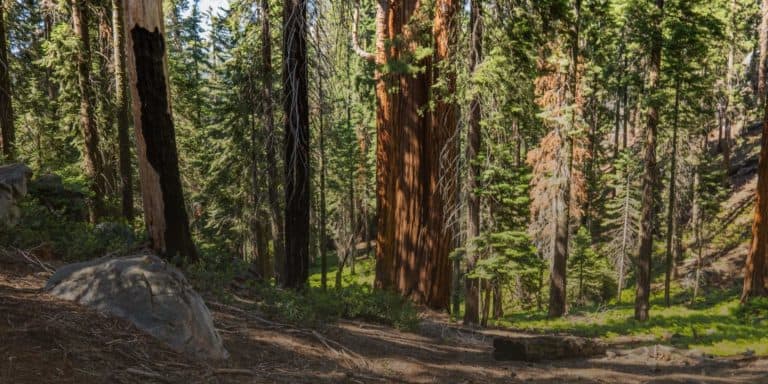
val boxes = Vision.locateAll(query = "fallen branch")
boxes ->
[0,245,55,274]
[214,368,254,375]
[125,367,170,383]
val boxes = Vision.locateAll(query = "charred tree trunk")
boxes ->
[72,0,106,222]
[744,0,768,301]
[113,0,134,220]
[635,0,664,321]
[0,3,14,162]
[124,0,198,264]
[374,0,458,309]
[464,0,483,325]
[261,0,286,284]
[282,0,310,290]
[664,78,681,307]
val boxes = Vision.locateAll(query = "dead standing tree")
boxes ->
[124,0,198,264]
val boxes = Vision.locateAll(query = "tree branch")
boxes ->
[352,0,375,62]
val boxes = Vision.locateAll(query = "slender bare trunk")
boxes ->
[617,172,631,303]
[72,0,106,222]
[465,0,483,325]
[691,162,703,303]
[113,0,134,220]
[0,3,14,161]
[261,0,286,283]
[664,78,681,307]
[316,24,328,290]
[635,0,664,321]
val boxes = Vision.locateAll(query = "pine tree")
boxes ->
[71,0,106,222]
[0,1,14,161]
[282,0,310,290]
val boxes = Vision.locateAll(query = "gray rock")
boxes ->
[0,163,32,227]
[46,254,228,360]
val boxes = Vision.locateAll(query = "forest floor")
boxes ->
[2,257,768,384]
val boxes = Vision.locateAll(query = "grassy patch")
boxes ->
[493,286,766,356]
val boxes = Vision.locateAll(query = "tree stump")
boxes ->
[493,335,606,361]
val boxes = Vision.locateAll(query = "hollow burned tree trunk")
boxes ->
[124,0,198,264]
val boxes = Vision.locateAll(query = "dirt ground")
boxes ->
[1,258,767,384]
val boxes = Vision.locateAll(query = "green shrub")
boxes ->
[0,200,138,260]
[244,283,419,330]
[734,297,768,325]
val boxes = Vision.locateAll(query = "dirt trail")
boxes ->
[1,259,767,383]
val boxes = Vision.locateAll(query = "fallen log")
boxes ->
[493,335,606,361]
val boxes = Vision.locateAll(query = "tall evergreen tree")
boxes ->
[71,0,106,222]
[282,0,310,289]
[635,0,664,321]
[0,2,14,162]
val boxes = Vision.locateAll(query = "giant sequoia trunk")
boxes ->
[282,0,310,290]
[374,0,458,309]
[0,3,14,162]
[464,0,483,324]
[635,0,664,321]
[124,0,198,264]
[743,0,768,301]
[113,0,134,221]
[72,0,106,222]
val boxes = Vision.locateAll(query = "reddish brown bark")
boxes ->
[374,0,458,309]
[743,0,768,302]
